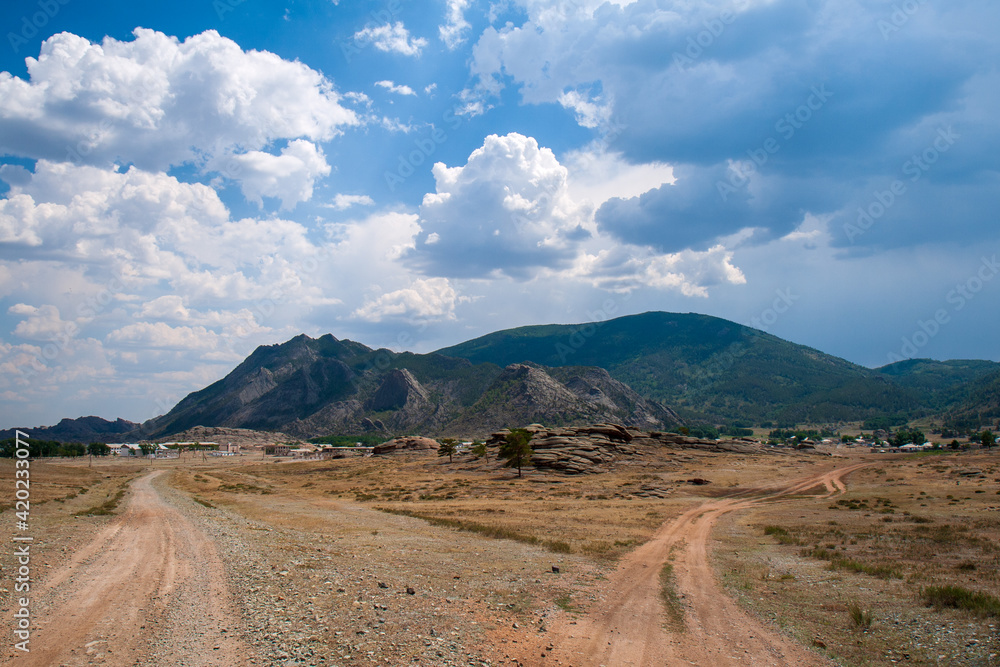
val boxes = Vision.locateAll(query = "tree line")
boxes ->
[0,439,112,458]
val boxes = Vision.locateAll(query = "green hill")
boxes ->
[942,368,1000,430]
[437,312,933,425]
[876,359,1000,413]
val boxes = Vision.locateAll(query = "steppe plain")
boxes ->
[1,443,998,666]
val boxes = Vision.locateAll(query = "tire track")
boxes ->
[1,470,249,666]
[542,462,870,666]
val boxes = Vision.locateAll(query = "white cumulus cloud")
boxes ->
[558,90,613,129]
[8,304,74,341]
[228,140,331,209]
[375,80,417,96]
[0,29,357,207]
[406,132,747,297]
[353,277,465,322]
[354,22,428,57]
[440,0,472,49]
[410,132,589,278]
[325,194,375,210]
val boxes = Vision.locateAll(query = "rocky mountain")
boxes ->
[135,334,682,440]
[0,416,140,444]
[16,312,999,442]
[441,363,679,436]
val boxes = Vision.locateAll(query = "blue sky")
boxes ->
[1,0,998,428]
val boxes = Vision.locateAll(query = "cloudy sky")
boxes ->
[1,0,998,428]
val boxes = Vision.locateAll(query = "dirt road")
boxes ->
[1,471,249,666]
[542,462,871,667]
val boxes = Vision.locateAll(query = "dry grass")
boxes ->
[713,450,1000,666]
[659,559,685,632]
[922,584,1000,618]
[847,601,874,630]
[74,485,128,516]
[201,452,690,560]
[11,445,998,667]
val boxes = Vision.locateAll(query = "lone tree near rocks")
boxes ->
[982,430,996,449]
[500,428,533,478]
[437,438,458,463]
[471,440,487,462]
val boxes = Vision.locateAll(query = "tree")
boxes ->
[982,430,996,449]
[87,443,110,457]
[499,428,533,478]
[138,443,156,458]
[891,429,924,447]
[437,438,457,463]
[471,440,487,462]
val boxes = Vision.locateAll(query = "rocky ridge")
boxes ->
[0,415,140,443]
[152,425,293,447]
[132,333,683,440]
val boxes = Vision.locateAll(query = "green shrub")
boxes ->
[923,585,1000,618]
[848,602,874,630]
[763,525,799,545]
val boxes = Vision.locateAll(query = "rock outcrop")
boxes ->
[485,423,638,475]
[630,431,761,454]
[444,364,682,437]
[367,369,431,412]
[372,436,439,455]
[152,425,292,447]
[485,423,763,474]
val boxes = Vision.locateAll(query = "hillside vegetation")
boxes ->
[438,312,999,425]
